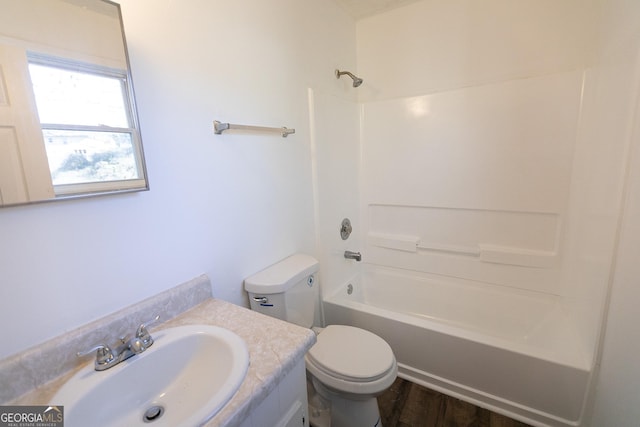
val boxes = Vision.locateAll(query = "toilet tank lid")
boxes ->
[244,254,319,294]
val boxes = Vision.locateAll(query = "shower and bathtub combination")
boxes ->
[310,3,632,422]
[312,69,606,425]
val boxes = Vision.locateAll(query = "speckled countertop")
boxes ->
[11,298,316,427]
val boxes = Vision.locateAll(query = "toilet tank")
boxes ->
[244,254,319,328]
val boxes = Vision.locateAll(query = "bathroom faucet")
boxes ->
[77,315,159,371]
[344,250,362,262]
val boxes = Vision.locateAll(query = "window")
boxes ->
[28,54,146,195]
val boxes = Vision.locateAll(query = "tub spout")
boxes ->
[344,250,362,262]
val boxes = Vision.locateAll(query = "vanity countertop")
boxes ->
[11,298,316,427]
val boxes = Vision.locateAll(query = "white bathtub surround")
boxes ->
[313,65,601,426]
[3,276,316,427]
[308,2,640,427]
[359,69,583,295]
[0,274,212,404]
[323,267,588,427]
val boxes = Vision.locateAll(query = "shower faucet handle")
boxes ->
[340,218,353,240]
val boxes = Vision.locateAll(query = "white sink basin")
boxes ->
[52,325,249,427]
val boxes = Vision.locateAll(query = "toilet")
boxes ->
[244,254,397,427]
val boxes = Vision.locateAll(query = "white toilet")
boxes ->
[244,254,397,427]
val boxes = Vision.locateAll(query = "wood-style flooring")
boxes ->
[377,378,532,427]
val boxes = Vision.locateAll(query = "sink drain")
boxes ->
[143,405,165,423]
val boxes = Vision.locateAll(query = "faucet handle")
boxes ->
[136,315,160,346]
[76,344,115,367]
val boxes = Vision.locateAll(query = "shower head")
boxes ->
[336,69,363,88]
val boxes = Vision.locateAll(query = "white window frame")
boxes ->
[27,52,147,196]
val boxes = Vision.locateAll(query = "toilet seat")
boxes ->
[305,325,397,396]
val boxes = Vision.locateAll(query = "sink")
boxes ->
[52,325,250,427]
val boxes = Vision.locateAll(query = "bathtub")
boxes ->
[322,266,591,427]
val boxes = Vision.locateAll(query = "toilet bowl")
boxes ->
[244,254,397,427]
[306,325,396,396]
[305,325,397,427]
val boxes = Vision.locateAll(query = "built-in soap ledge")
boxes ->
[368,233,557,268]
[478,244,557,268]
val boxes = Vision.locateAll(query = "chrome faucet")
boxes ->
[77,315,159,371]
[344,250,362,262]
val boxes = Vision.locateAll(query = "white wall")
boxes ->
[0,0,125,69]
[356,0,600,102]
[0,0,356,360]
[586,0,640,424]
[561,0,640,360]
[588,84,640,425]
